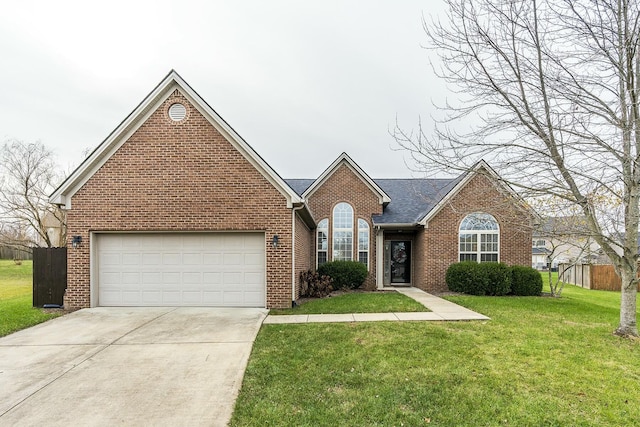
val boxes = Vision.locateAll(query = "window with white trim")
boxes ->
[358,219,369,269]
[317,219,328,267]
[459,212,499,262]
[333,203,353,261]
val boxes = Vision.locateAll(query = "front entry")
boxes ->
[384,241,411,285]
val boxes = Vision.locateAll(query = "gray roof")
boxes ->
[285,176,462,226]
[534,216,591,237]
[285,179,315,196]
[532,247,551,255]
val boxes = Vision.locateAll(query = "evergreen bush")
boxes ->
[317,261,368,290]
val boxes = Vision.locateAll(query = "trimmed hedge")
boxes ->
[479,262,511,296]
[317,261,368,290]
[445,261,486,295]
[510,265,543,296]
[446,262,542,296]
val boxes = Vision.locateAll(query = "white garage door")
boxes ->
[96,233,265,307]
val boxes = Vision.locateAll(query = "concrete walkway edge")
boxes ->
[263,287,490,324]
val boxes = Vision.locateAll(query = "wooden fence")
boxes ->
[32,247,67,307]
[0,246,32,260]
[559,263,640,291]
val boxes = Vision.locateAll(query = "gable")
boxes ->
[302,153,390,205]
[68,91,292,220]
[50,70,301,209]
[419,162,532,227]
[305,163,384,218]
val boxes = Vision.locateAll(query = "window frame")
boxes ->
[458,212,500,263]
[357,218,369,269]
[332,202,354,261]
[317,218,329,267]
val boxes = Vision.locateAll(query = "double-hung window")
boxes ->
[357,219,369,269]
[317,219,328,267]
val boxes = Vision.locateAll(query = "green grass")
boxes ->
[269,291,429,315]
[0,260,60,337]
[231,277,640,426]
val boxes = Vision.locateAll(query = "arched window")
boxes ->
[333,203,353,261]
[317,219,328,267]
[459,212,499,262]
[358,219,369,269]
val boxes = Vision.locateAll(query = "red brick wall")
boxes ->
[414,173,532,293]
[65,90,294,309]
[306,164,383,289]
[294,213,312,299]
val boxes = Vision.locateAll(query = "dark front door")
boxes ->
[390,241,411,284]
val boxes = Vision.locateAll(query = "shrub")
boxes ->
[446,261,488,295]
[510,265,543,296]
[299,270,333,298]
[317,261,368,290]
[479,262,512,296]
[446,261,512,296]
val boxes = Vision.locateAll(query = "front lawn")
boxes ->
[269,291,429,315]
[231,280,640,426]
[0,260,60,337]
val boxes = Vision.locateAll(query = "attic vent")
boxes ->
[168,103,187,121]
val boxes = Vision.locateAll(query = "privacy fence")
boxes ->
[32,247,67,307]
[0,246,32,260]
[559,263,640,291]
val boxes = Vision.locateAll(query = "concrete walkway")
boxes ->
[263,287,490,324]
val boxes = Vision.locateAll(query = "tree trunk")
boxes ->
[615,267,638,337]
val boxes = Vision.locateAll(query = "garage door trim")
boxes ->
[90,231,266,308]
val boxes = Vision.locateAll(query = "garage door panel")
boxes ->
[122,253,141,265]
[97,233,265,307]
[183,253,202,265]
[162,272,180,285]
[142,291,161,304]
[142,272,161,285]
[183,235,204,249]
[202,272,222,285]
[244,292,264,306]
[142,253,161,265]
[163,253,181,265]
[122,272,140,285]
[203,291,223,304]
[203,253,222,265]
[182,272,202,285]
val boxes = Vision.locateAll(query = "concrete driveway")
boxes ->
[0,307,267,426]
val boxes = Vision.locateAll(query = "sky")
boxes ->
[0,0,450,179]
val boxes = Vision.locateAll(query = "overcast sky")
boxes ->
[0,0,450,179]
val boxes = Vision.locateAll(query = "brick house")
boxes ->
[51,71,533,309]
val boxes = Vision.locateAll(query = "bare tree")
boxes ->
[394,0,640,337]
[0,140,66,249]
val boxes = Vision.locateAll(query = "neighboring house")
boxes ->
[41,211,66,247]
[532,216,601,270]
[532,245,552,270]
[50,71,533,310]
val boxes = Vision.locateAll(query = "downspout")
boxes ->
[292,204,305,307]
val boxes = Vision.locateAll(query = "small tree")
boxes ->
[0,139,66,249]
[395,0,640,337]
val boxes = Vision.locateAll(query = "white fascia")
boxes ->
[49,71,303,209]
[302,153,391,205]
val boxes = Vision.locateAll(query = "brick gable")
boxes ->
[414,173,532,292]
[65,90,294,308]
[306,164,383,288]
